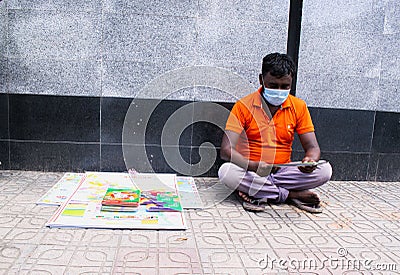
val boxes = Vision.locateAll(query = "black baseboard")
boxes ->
[0,93,399,181]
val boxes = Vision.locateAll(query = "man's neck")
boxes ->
[261,96,280,119]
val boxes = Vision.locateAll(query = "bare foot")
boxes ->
[287,190,320,204]
[238,191,254,203]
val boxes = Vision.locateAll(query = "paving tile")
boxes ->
[3,228,45,244]
[190,219,227,234]
[14,265,68,275]
[217,197,241,208]
[0,227,13,239]
[0,171,399,273]
[79,230,121,248]
[310,218,358,234]
[256,221,293,234]
[69,247,116,267]
[7,192,39,203]
[119,231,159,248]
[0,203,54,215]
[229,233,272,250]
[236,248,277,270]
[15,216,49,229]
[39,229,85,246]
[188,208,222,220]
[194,233,234,250]
[202,268,248,275]
[266,234,306,249]
[198,248,243,268]
[359,233,400,248]
[158,231,198,249]
[113,247,158,268]
[247,209,286,221]
[287,219,323,232]
[245,268,282,275]
[27,245,75,266]
[379,220,400,235]
[158,247,201,268]
[216,208,253,221]
[0,244,37,269]
[334,234,373,248]
[295,233,342,249]
[0,214,22,228]
[223,219,260,234]
[112,267,156,274]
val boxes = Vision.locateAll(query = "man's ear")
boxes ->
[259,74,263,86]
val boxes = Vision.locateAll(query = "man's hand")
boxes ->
[298,132,320,173]
[298,156,317,173]
[256,161,280,177]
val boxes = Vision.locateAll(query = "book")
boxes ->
[100,205,140,212]
[101,188,140,212]
[176,176,203,209]
[140,191,183,212]
[274,160,328,167]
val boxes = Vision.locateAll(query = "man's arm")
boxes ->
[298,131,321,173]
[220,130,275,176]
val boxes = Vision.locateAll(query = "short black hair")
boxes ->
[261,53,296,78]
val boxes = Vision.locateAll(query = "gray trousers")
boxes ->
[218,162,332,203]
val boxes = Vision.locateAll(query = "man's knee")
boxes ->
[218,162,230,181]
[317,162,332,184]
[218,162,243,190]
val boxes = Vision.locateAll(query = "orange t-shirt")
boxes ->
[225,87,314,164]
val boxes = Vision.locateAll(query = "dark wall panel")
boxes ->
[366,153,379,181]
[372,111,400,153]
[375,153,400,181]
[272,107,376,153]
[319,152,370,181]
[9,94,100,142]
[309,107,375,152]
[101,144,126,172]
[191,147,225,177]
[191,101,233,148]
[144,99,193,146]
[0,140,9,170]
[0,93,8,140]
[103,143,192,175]
[191,121,224,148]
[117,98,193,147]
[10,141,100,171]
[101,97,131,144]
[145,145,192,175]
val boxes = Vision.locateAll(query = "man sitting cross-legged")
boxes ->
[218,53,332,213]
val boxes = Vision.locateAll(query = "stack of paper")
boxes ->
[101,187,141,212]
[37,173,203,209]
[44,172,195,230]
[176,176,203,209]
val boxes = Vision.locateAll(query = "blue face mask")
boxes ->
[262,86,290,106]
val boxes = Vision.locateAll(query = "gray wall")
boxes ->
[297,0,400,113]
[0,0,289,99]
[1,0,399,111]
[0,1,6,92]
